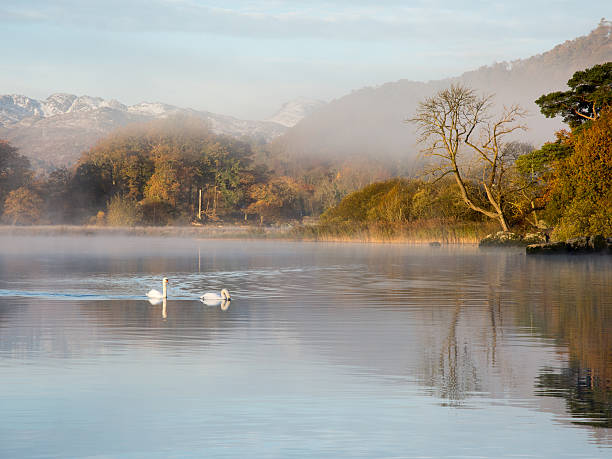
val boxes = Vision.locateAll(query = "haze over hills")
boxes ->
[1,21,611,170]
[274,20,612,164]
[266,98,326,127]
[0,94,296,167]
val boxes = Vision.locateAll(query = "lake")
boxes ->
[0,236,611,458]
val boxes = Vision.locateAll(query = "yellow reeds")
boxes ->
[0,219,498,244]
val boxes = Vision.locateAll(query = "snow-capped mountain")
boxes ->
[0,93,129,125]
[0,93,292,167]
[267,97,326,127]
[0,94,45,125]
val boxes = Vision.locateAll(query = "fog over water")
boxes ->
[0,236,611,457]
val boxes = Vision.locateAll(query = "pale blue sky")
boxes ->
[0,1,608,119]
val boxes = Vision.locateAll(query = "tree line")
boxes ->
[0,63,610,240]
[0,117,366,226]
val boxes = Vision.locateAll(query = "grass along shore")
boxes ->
[0,224,278,239]
[0,220,500,244]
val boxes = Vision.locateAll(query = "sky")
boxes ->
[0,1,609,120]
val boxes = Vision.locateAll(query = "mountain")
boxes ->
[266,98,326,127]
[0,94,288,167]
[0,94,129,126]
[274,20,612,164]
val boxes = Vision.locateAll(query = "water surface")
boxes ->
[1,236,611,458]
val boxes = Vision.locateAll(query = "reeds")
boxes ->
[0,219,499,244]
[288,219,499,244]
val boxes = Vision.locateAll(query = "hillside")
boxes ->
[274,20,612,163]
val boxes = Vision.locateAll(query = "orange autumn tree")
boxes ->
[0,141,32,215]
[3,187,43,225]
[246,177,303,224]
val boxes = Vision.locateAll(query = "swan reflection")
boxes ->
[200,297,231,311]
[148,297,168,319]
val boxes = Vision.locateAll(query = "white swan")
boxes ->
[201,295,231,310]
[200,288,231,302]
[147,277,169,299]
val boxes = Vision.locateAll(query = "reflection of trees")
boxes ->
[435,300,481,403]
[537,363,612,427]
[355,248,510,405]
[419,296,495,405]
[513,257,612,427]
[427,260,507,404]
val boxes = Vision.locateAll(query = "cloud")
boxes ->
[0,0,572,42]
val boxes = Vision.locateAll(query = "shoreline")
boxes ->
[0,224,486,245]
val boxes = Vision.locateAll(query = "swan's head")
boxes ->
[163,277,169,284]
[221,288,231,300]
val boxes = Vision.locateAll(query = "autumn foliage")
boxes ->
[2,187,43,225]
[547,109,612,239]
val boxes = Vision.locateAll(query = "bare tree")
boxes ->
[410,84,527,231]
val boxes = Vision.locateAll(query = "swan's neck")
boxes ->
[162,282,167,298]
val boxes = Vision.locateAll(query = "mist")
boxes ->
[276,21,612,165]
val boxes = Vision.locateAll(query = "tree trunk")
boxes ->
[498,213,509,231]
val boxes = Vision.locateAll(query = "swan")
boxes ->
[200,296,231,310]
[147,277,169,299]
[200,288,231,302]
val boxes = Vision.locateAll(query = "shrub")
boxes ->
[106,194,142,227]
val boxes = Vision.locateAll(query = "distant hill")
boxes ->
[274,20,612,164]
[0,94,288,168]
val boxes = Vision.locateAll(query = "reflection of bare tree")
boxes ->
[487,287,501,367]
[438,300,462,401]
[433,299,485,404]
[423,265,510,404]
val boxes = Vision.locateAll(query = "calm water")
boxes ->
[1,236,611,458]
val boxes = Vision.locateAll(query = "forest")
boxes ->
[0,63,611,241]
